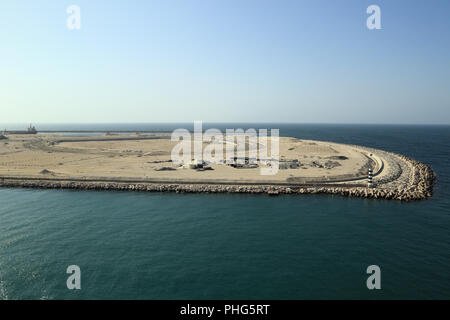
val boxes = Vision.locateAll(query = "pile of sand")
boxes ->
[40,169,54,175]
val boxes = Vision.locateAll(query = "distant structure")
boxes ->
[28,124,37,133]
[3,124,37,135]
[368,168,373,187]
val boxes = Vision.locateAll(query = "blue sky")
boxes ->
[1,0,449,124]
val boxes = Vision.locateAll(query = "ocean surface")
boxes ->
[0,124,449,300]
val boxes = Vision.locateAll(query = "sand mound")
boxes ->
[40,169,54,175]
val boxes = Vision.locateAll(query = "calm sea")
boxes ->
[0,124,449,300]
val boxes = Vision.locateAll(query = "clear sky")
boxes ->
[1,0,449,124]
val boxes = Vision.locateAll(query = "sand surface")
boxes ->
[0,133,393,185]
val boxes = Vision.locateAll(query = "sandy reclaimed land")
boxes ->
[0,133,435,200]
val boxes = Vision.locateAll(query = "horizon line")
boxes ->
[1,122,449,126]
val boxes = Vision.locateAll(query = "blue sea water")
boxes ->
[0,124,449,300]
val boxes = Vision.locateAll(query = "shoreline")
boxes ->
[0,155,435,201]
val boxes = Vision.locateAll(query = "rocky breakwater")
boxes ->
[394,154,436,200]
[0,166,435,203]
